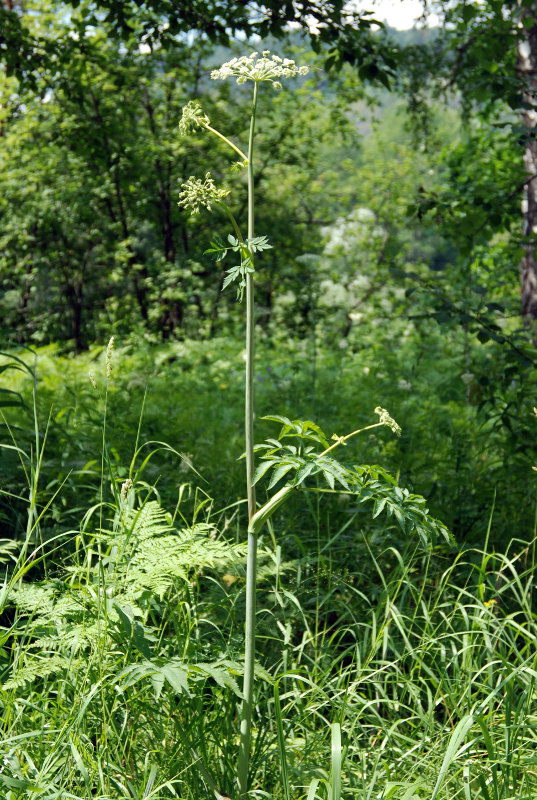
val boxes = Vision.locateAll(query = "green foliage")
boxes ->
[3,462,537,798]
[0,338,535,799]
[205,234,272,300]
[0,38,359,346]
[252,415,451,549]
[5,497,246,693]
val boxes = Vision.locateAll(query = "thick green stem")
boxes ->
[238,79,259,800]
[237,527,256,798]
[248,485,295,535]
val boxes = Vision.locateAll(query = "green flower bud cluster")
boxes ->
[178,172,229,214]
[375,407,402,436]
[178,100,210,136]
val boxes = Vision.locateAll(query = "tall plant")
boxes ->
[178,51,451,799]
[179,51,309,797]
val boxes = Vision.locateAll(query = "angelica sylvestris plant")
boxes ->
[179,50,311,799]
[179,51,450,800]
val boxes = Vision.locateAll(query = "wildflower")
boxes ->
[211,50,309,88]
[179,100,210,136]
[375,406,402,437]
[105,337,114,379]
[178,172,229,214]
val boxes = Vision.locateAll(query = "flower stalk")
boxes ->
[237,76,259,800]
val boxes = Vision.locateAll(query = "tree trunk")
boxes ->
[518,5,537,321]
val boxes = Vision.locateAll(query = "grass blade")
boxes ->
[431,714,474,800]
[274,679,291,800]
[331,722,342,800]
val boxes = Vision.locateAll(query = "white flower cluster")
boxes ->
[211,50,309,89]
[375,407,402,437]
[179,100,210,136]
[178,173,229,214]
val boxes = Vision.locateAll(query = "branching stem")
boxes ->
[319,422,384,457]
[247,423,385,537]
[202,122,248,162]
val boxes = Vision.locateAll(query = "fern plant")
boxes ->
[5,498,246,694]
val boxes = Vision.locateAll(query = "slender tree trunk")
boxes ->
[517,5,537,321]
[0,0,13,135]
[141,86,176,263]
[88,89,150,323]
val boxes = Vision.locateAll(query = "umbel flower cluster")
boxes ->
[178,173,229,214]
[211,50,310,88]
[178,100,209,136]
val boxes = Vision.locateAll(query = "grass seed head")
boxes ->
[106,337,114,379]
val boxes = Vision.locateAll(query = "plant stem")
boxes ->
[319,422,384,458]
[203,122,248,163]
[245,81,258,523]
[238,79,259,800]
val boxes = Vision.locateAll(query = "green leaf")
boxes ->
[262,414,293,430]
[245,235,272,252]
[204,235,228,259]
[295,462,317,485]
[161,661,190,696]
[322,468,335,490]
[194,661,241,697]
[430,715,474,800]
[317,456,350,489]
[268,462,295,490]
[223,266,241,290]
[0,388,25,408]
[252,459,279,485]
[373,497,387,518]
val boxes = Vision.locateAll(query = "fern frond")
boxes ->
[121,505,246,597]
[3,654,70,691]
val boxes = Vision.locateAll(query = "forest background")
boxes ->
[2,1,537,799]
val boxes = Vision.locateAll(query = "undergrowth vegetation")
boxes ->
[1,337,537,799]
